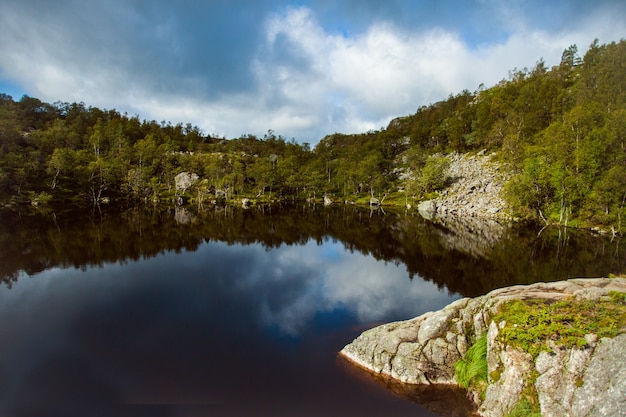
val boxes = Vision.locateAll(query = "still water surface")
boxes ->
[0,204,624,416]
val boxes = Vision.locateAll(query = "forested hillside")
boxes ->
[1,39,624,229]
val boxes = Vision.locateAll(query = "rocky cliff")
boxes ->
[417,151,511,222]
[340,278,626,417]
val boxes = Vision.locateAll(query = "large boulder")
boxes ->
[340,278,626,417]
[174,171,199,194]
[417,199,436,220]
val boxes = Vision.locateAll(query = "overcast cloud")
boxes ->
[1,0,624,143]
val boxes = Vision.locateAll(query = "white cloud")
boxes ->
[321,248,452,323]
[251,5,626,140]
[0,2,624,143]
[329,26,468,110]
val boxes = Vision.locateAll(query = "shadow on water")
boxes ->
[1,203,624,295]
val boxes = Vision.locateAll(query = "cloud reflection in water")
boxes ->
[0,237,457,416]
[250,238,457,335]
[2,237,456,337]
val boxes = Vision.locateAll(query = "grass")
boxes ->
[504,398,542,417]
[455,334,488,391]
[493,294,626,358]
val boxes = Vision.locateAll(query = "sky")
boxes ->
[1,1,625,144]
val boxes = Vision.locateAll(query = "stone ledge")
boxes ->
[339,278,626,417]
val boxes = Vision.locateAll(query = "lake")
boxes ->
[0,204,624,416]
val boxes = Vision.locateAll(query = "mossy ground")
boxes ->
[504,398,542,417]
[492,293,626,415]
[493,294,626,358]
[457,292,626,416]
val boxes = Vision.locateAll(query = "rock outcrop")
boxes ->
[419,151,511,221]
[174,171,199,194]
[340,278,626,417]
[414,151,512,259]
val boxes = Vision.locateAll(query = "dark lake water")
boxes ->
[0,204,624,417]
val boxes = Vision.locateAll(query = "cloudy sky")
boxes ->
[1,1,625,143]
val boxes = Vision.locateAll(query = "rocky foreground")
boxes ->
[340,278,626,417]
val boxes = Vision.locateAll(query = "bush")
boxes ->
[418,156,450,193]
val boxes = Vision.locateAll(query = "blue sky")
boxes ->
[1,0,624,143]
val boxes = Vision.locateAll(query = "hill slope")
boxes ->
[0,39,624,230]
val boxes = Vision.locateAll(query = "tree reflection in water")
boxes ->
[1,203,623,294]
[0,203,624,417]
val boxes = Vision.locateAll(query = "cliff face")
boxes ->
[417,151,512,222]
[339,278,626,417]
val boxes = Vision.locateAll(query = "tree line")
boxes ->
[1,39,625,229]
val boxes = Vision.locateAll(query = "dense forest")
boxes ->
[1,39,625,229]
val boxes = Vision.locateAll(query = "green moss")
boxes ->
[463,320,476,341]
[455,334,488,391]
[493,297,626,358]
[504,398,542,417]
[520,369,541,414]
[575,377,584,388]
[489,369,502,383]
[421,191,441,200]
[608,291,626,303]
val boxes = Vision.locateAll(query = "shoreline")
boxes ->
[339,278,626,417]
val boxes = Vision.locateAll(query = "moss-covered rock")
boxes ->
[340,278,626,417]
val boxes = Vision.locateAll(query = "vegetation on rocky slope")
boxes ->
[454,289,626,416]
[1,40,625,229]
[494,294,626,357]
[342,278,626,417]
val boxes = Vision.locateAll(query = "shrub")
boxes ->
[418,155,450,193]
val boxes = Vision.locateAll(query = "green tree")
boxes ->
[418,155,450,194]
[505,156,554,222]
